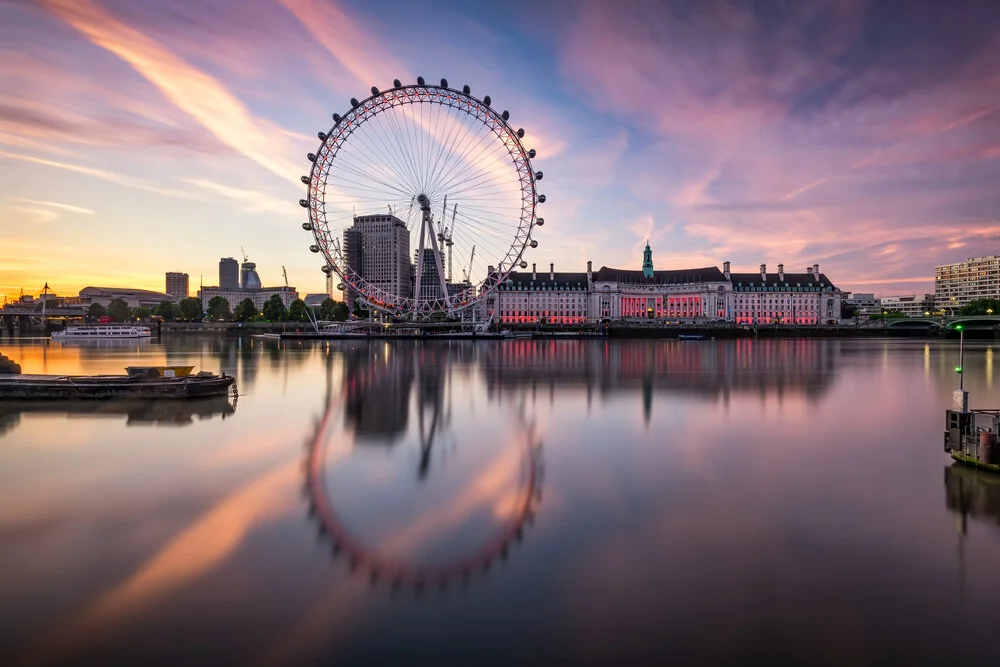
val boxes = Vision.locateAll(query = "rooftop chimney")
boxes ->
[532,263,537,281]
[550,262,554,281]
[760,263,767,281]
[723,260,731,280]
[778,263,784,281]
[812,263,820,279]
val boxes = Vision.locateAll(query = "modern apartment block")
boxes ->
[878,294,936,317]
[165,272,189,299]
[935,255,1000,313]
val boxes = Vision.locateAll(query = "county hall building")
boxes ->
[493,242,841,326]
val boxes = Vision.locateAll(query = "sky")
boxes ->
[1,0,998,301]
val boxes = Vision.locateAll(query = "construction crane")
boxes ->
[463,245,475,283]
[282,266,288,287]
[241,246,248,263]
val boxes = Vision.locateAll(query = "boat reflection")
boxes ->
[0,396,236,437]
[945,463,1000,532]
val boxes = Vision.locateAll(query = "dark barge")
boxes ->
[0,365,236,400]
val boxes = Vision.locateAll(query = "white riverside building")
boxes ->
[197,286,298,311]
[492,243,841,325]
[935,254,1000,314]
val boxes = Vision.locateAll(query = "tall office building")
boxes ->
[165,272,189,299]
[343,214,412,306]
[240,261,262,289]
[935,255,1000,313]
[415,248,445,301]
[219,257,239,289]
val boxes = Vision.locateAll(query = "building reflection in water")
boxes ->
[342,344,415,444]
[481,339,839,422]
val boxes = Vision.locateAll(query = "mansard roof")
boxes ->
[499,271,590,290]
[594,266,726,283]
[729,272,838,291]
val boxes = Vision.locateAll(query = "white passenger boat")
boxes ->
[52,325,152,340]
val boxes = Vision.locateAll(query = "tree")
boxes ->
[262,294,287,322]
[87,303,106,319]
[959,298,1000,316]
[235,298,257,322]
[206,296,231,320]
[287,299,308,322]
[353,300,369,319]
[132,306,152,321]
[107,298,130,322]
[155,300,179,322]
[870,310,907,320]
[319,297,337,321]
[179,297,203,321]
[841,303,859,319]
[333,301,349,322]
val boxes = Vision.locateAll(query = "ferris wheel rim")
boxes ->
[302,81,542,316]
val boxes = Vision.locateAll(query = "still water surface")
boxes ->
[1,336,999,666]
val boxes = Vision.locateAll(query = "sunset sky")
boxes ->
[1,0,998,301]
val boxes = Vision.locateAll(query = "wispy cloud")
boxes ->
[183,178,291,216]
[41,0,304,183]
[0,150,202,200]
[6,196,95,215]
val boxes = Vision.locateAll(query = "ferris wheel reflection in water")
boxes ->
[303,343,544,592]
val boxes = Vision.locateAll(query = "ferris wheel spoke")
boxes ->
[369,108,423,195]
[426,107,498,197]
[430,119,502,197]
[334,144,415,199]
[425,103,472,197]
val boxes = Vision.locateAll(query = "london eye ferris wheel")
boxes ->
[299,77,545,317]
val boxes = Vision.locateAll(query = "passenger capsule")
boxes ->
[302,222,313,231]
[535,171,543,180]
[332,113,341,122]
[299,199,310,208]
[530,239,538,248]
[337,283,346,291]
[519,261,528,269]
[517,128,525,138]
[440,78,448,88]
[462,84,470,94]
[483,95,491,106]
[321,264,331,273]
[528,148,536,159]
[535,217,544,226]
[417,76,425,85]
[393,79,402,88]
[370,86,379,95]
[318,131,327,141]
[309,245,320,253]
[350,97,359,108]
[538,194,546,203]
[502,110,510,121]
[307,153,316,162]
[300,175,310,184]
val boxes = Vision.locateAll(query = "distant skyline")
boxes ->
[1,0,998,301]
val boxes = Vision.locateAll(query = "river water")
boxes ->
[1,336,999,666]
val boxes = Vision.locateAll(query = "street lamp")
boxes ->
[956,324,965,391]
[988,308,994,316]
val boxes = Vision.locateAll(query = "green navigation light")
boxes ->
[955,324,964,331]
[955,366,963,373]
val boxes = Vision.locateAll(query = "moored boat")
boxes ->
[0,366,236,400]
[52,325,152,340]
